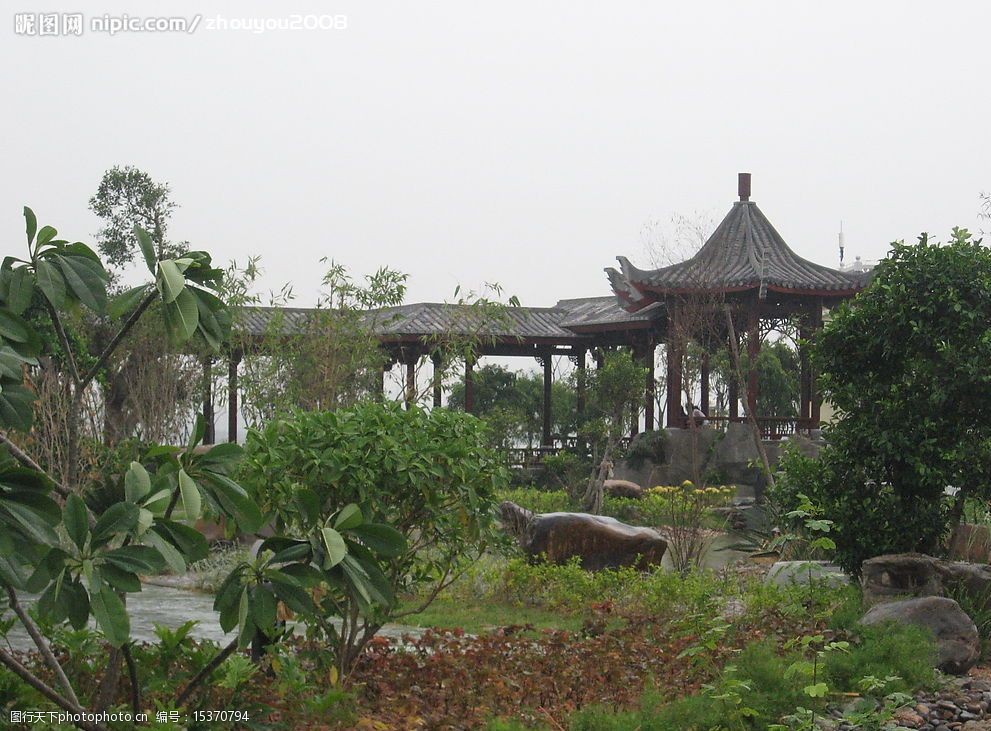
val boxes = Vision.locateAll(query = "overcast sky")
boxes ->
[4,1,990,309]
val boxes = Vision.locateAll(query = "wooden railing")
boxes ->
[696,415,817,440]
[502,436,632,469]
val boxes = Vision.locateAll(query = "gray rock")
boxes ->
[708,422,765,489]
[643,427,721,488]
[860,596,980,675]
[861,553,991,610]
[766,560,849,589]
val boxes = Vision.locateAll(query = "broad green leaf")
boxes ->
[23,207,37,246]
[350,523,407,557]
[64,494,89,552]
[178,469,202,521]
[334,503,363,531]
[0,500,59,545]
[36,226,57,248]
[102,545,166,573]
[187,414,206,453]
[0,309,31,342]
[108,285,151,319]
[135,226,157,274]
[321,526,347,569]
[201,472,262,532]
[91,501,140,546]
[252,586,277,629]
[35,260,66,308]
[169,288,199,341]
[154,520,209,563]
[157,259,185,304]
[63,581,90,629]
[6,267,34,315]
[143,529,186,574]
[55,255,107,313]
[91,584,130,647]
[124,461,151,503]
[0,384,36,432]
[237,586,249,631]
[136,508,154,534]
[98,563,141,593]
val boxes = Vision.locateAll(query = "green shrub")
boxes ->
[241,402,508,675]
[824,623,936,694]
[497,487,574,514]
[540,450,590,494]
[726,641,812,722]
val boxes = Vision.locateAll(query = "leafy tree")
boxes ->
[447,364,578,447]
[224,259,407,426]
[797,228,991,575]
[744,340,800,418]
[241,401,507,675]
[89,165,182,267]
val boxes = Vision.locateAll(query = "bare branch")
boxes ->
[5,586,80,708]
[0,646,105,731]
[80,290,158,392]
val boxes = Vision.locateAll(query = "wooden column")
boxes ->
[202,357,215,445]
[746,303,761,417]
[464,357,475,414]
[665,339,683,428]
[431,353,443,408]
[799,323,812,426]
[403,350,417,409]
[810,298,823,425]
[700,352,710,416]
[541,353,553,447]
[574,349,587,424]
[640,339,655,433]
[227,350,241,444]
[728,320,739,420]
[630,346,640,437]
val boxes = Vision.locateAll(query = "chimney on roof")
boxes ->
[738,172,751,202]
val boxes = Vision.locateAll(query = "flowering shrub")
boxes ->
[650,482,736,574]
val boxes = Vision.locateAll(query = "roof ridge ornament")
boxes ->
[738,172,751,202]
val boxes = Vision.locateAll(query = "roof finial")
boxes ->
[738,172,751,202]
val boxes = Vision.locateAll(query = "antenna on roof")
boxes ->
[838,221,845,267]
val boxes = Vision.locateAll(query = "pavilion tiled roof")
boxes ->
[605,184,868,307]
[235,297,658,343]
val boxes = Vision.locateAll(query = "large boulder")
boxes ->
[499,501,667,571]
[645,428,721,488]
[604,479,644,499]
[708,423,764,489]
[861,553,991,610]
[860,596,980,675]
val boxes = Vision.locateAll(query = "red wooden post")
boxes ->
[431,352,443,408]
[746,304,761,417]
[464,357,475,414]
[227,350,241,444]
[810,298,823,425]
[541,353,553,446]
[665,339,683,428]
[404,351,417,409]
[700,351,710,416]
[202,356,215,445]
